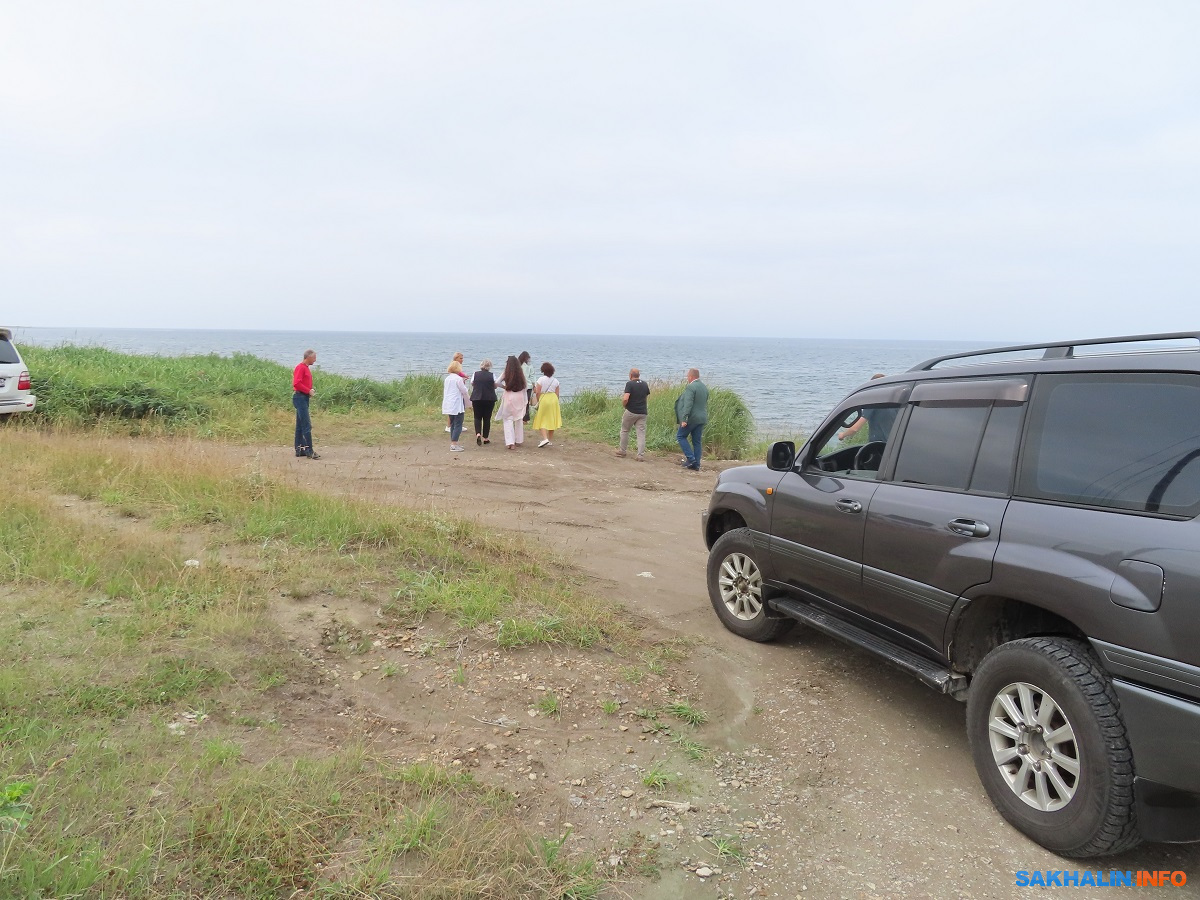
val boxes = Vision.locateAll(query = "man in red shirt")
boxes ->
[293,349,320,459]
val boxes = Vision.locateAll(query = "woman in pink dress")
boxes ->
[496,355,528,449]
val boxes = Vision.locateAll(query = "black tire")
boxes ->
[706,528,795,642]
[966,637,1141,857]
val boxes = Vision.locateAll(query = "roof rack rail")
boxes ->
[910,332,1200,372]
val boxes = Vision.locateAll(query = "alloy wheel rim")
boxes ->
[986,681,1080,812]
[717,552,763,620]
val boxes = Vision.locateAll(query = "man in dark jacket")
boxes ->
[674,368,709,470]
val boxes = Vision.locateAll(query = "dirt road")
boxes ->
[251,432,1200,899]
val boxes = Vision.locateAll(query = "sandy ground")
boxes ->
[234,431,1200,899]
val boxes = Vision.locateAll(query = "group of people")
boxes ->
[442,351,561,452]
[292,348,711,470]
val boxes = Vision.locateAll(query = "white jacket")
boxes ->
[442,374,468,414]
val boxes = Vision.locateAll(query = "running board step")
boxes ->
[769,598,968,695]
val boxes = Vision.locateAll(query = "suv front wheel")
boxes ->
[706,528,795,643]
[966,637,1140,856]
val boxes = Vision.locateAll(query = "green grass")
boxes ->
[1,745,605,898]
[670,732,710,761]
[0,782,33,833]
[4,433,630,651]
[620,665,645,685]
[630,707,710,762]
[706,835,748,865]
[0,430,652,898]
[20,344,442,441]
[640,763,677,792]
[201,738,243,767]
[535,692,562,717]
[535,831,602,900]
[561,380,754,460]
[664,700,709,727]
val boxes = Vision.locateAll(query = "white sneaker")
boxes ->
[538,439,550,448]
[450,445,465,452]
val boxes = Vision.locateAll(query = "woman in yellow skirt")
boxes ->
[532,361,562,447]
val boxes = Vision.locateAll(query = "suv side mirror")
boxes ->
[767,441,796,471]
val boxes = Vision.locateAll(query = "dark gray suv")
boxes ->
[702,333,1200,858]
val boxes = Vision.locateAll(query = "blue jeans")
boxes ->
[449,412,465,443]
[677,422,705,468]
[293,392,313,456]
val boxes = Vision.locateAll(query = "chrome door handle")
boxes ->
[948,518,991,538]
[835,499,863,514]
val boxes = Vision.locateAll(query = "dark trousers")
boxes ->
[293,391,313,456]
[677,422,705,468]
[472,400,495,439]
[523,388,533,422]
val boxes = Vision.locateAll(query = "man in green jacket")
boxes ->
[675,368,709,471]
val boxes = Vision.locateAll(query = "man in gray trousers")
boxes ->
[616,367,651,461]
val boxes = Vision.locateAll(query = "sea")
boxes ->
[12,327,990,437]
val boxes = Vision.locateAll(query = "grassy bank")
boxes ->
[0,432,640,898]
[561,380,754,460]
[21,345,442,441]
[19,346,757,459]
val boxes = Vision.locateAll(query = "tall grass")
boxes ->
[21,345,441,435]
[562,379,754,459]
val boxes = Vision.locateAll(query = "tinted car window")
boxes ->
[0,338,21,365]
[892,402,991,490]
[970,403,1023,494]
[1019,373,1200,516]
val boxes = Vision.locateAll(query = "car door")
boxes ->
[768,382,910,613]
[999,372,1200,669]
[860,378,1029,655]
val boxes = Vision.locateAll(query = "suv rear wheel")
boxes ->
[706,528,794,642]
[966,637,1140,856]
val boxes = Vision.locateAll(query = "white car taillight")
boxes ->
[18,371,30,390]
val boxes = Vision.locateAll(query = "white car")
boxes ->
[0,328,36,418]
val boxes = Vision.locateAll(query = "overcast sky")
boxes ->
[2,2,1197,341]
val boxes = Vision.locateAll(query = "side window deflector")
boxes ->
[909,378,1030,405]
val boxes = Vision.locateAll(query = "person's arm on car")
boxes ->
[838,416,866,441]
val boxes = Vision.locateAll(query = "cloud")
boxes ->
[1,1,1198,339]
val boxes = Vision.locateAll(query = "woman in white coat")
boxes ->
[442,360,470,452]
